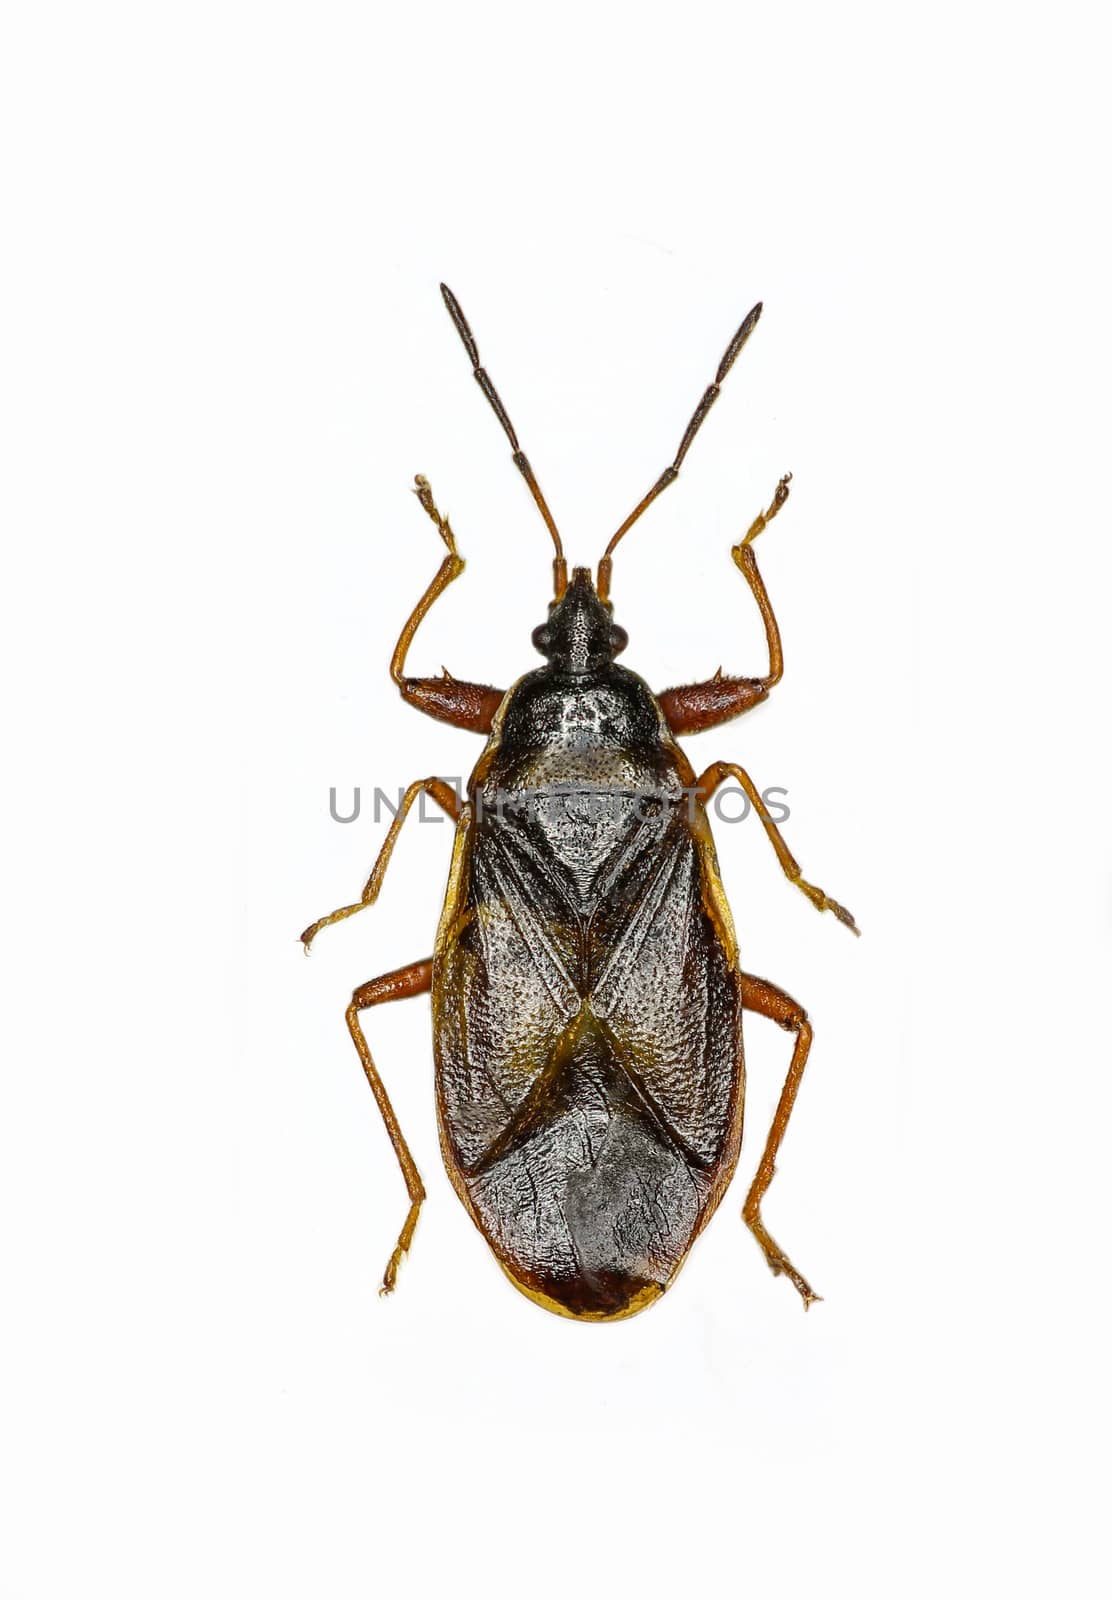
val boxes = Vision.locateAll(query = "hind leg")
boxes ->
[740,972,821,1309]
[345,958,433,1294]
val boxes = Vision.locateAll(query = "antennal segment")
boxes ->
[440,283,567,597]
[597,301,762,602]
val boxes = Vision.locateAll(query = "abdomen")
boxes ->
[444,1006,724,1320]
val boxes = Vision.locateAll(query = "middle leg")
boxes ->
[694,760,859,934]
[301,776,460,950]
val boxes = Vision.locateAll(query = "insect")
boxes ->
[302,283,858,1320]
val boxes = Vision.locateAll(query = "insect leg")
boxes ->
[390,474,505,732]
[659,475,791,734]
[739,972,819,1308]
[345,958,433,1294]
[301,777,460,950]
[693,761,859,934]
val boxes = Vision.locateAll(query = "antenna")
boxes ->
[597,301,762,601]
[440,284,567,598]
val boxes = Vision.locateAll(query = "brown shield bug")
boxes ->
[302,283,858,1319]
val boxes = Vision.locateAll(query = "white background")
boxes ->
[3,3,1109,1596]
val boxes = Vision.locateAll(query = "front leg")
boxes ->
[391,474,505,733]
[660,475,789,735]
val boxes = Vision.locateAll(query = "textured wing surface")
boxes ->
[587,809,743,1167]
[464,1006,711,1317]
[435,798,741,1175]
[434,810,582,1173]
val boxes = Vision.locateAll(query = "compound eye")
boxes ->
[609,624,628,657]
[532,623,553,656]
